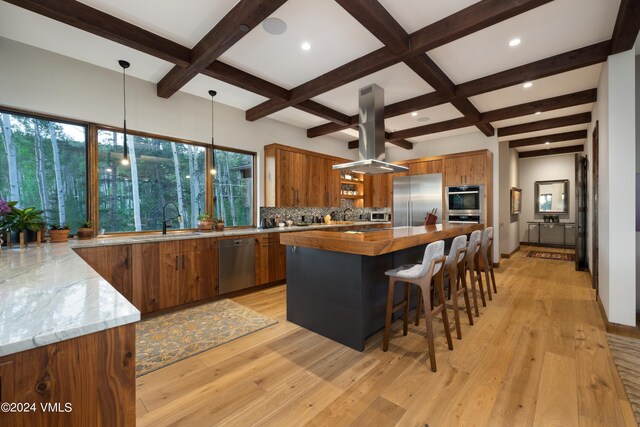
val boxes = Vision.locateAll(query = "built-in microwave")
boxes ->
[370,211,389,222]
[446,185,484,217]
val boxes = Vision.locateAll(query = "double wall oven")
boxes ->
[445,185,484,224]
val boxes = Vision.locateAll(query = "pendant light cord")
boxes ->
[122,65,127,137]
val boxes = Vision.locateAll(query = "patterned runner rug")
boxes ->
[607,333,640,425]
[136,299,278,377]
[526,250,575,262]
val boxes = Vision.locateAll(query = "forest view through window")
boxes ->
[0,111,87,230]
[98,130,206,233]
[213,148,253,227]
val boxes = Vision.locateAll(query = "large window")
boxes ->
[213,148,253,227]
[98,129,206,233]
[0,111,87,229]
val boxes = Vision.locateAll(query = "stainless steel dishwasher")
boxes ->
[218,237,256,294]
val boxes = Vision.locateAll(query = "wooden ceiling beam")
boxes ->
[518,144,584,158]
[296,101,353,126]
[450,98,494,136]
[157,0,287,98]
[347,137,413,150]
[611,0,640,54]
[480,89,597,123]
[497,112,591,137]
[457,41,611,98]
[508,130,588,148]
[3,0,192,66]
[307,120,358,138]
[387,117,474,141]
[204,61,289,100]
[246,0,550,121]
[334,0,410,55]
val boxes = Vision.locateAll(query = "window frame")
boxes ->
[0,104,257,235]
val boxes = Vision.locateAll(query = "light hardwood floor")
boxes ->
[136,246,636,426]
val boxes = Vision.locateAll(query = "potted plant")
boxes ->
[214,218,224,232]
[49,223,70,243]
[77,220,94,240]
[197,213,214,232]
[0,200,45,245]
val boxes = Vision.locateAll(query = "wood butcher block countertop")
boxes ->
[279,223,484,256]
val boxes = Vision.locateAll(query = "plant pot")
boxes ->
[7,230,38,245]
[49,229,69,243]
[77,228,94,240]
[197,219,214,232]
[214,222,224,232]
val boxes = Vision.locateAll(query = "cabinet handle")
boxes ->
[175,256,179,271]
[182,254,185,270]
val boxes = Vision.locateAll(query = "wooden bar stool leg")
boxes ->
[420,284,437,372]
[383,278,397,352]
[403,283,410,336]
[459,266,474,326]
[415,291,422,326]
[475,258,487,307]
[449,269,462,340]
[436,274,454,351]
[467,264,480,317]
[490,264,497,294]
[484,264,493,301]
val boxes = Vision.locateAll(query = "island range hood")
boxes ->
[333,84,408,175]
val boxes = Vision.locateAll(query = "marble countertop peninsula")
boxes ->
[0,243,140,357]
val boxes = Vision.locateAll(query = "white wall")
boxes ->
[498,141,520,256]
[0,37,355,205]
[518,154,576,244]
[387,131,500,263]
[588,49,636,326]
[636,54,640,311]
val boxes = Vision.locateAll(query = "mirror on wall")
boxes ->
[535,179,569,214]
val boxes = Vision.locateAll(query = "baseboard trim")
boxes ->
[519,241,575,249]
[493,261,500,268]
[597,297,640,339]
[501,245,520,259]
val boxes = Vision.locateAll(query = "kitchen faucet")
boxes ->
[162,202,183,235]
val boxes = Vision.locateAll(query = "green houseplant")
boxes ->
[0,200,45,244]
[77,220,94,240]
[49,223,70,243]
[197,213,214,232]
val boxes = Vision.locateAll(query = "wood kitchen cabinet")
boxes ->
[131,238,217,314]
[264,144,345,208]
[74,244,132,301]
[444,154,485,186]
[255,232,286,286]
[364,174,390,207]
[409,159,443,175]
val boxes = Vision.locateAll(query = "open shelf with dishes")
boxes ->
[339,172,364,207]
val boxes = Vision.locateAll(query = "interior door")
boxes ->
[575,154,588,271]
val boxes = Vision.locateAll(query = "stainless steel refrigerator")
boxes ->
[393,174,443,227]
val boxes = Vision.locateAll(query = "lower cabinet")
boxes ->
[132,238,218,313]
[74,244,132,302]
[255,232,286,286]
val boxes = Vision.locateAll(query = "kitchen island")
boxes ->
[280,223,483,351]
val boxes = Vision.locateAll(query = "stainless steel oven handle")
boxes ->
[448,191,479,195]
[448,220,480,224]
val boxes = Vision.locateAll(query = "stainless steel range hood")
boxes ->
[332,84,408,175]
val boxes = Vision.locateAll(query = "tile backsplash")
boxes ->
[259,206,391,223]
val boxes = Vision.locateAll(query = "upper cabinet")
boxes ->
[409,159,443,176]
[264,144,344,208]
[364,174,390,208]
[444,154,485,186]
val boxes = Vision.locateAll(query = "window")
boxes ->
[213,148,253,227]
[0,110,87,229]
[98,129,206,233]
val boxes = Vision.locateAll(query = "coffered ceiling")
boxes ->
[0,0,638,156]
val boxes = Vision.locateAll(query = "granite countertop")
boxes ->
[0,221,389,357]
[70,221,390,248]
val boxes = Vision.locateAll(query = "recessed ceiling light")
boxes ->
[523,82,533,88]
[535,111,541,115]
[545,141,550,145]
[301,41,311,51]
[411,112,418,117]
[509,38,521,47]
[262,17,286,35]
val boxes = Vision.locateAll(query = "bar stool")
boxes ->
[479,227,497,297]
[445,234,474,339]
[465,230,485,317]
[383,240,453,372]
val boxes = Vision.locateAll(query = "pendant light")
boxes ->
[119,60,130,166]
[209,90,217,176]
